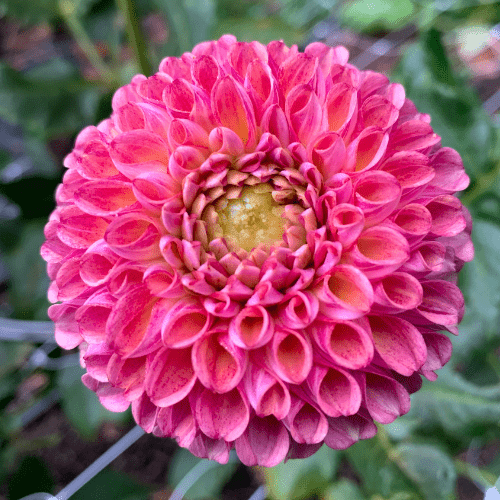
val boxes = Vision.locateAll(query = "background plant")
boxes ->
[0,0,499,499]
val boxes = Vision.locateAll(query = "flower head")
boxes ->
[41,35,473,465]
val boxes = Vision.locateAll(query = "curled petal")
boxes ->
[309,319,374,369]
[80,239,120,287]
[48,302,83,349]
[195,387,250,441]
[314,265,374,320]
[243,362,291,420]
[156,398,196,447]
[345,226,410,280]
[393,203,432,246]
[212,76,256,147]
[105,213,162,260]
[57,206,108,249]
[353,170,402,226]
[75,288,116,343]
[372,272,423,314]
[361,370,411,424]
[229,305,274,349]
[192,331,247,393]
[268,328,313,384]
[419,330,453,381]
[161,298,211,348]
[132,392,158,433]
[286,84,323,144]
[144,263,184,298]
[369,315,427,376]
[416,280,465,327]
[328,203,365,249]
[284,396,328,444]
[308,132,346,181]
[277,291,319,329]
[146,347,197,407]
[235,416,289,467]
[324,413,377,450]
[326,82,357,133]
[345,127,388,173]
[307,365,361,417]
[426,195,467,237]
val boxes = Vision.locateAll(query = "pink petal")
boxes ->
[284,396,328,444]
[243,362,291,420]
[307,365,362,417]
[229,305,274,349]
[309,319,373,369]
[314,265,374,320]
[372,272,423,314]
[161,298,211,348]
[369,315,427,376]
[362,370,411,424]
[324,413,377,449]
[192,331,247,393]
[235,416,289,466]
[212,76,256,146]
[195,387,249,441]
[268,328,313,384]
[146,347,197,407]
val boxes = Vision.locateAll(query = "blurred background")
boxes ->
[1,0,500,499]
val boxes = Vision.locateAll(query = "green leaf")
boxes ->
[71,469,150,500]
[323,478,367,500]
[153,0,193,56]
[57,365,130,439]
[212,16,306,47]
[393,444,457,500]
[167,448,238,500]
[264,445,340,500]
[406,366,500,438]
[184,0,216,45]
[346,439,421,499]
[0,62,100,139]
[3,220,51,319]
[277,0,335,30]
[339,0,414,32]
[391,32,495,181]
[454,219,500,360]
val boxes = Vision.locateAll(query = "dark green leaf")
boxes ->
[57,365,130,438]
[3,220,51,320]
[346,438,421,499]
[0,0,58,24]
[8,455,54,500]
[454,219,500,360]
[323,478,367,500]
[0,62,100,139]
[264,445,340,500]
[277,0,335,30]
[167,448,238,500]
[391,35,495,180]
[406,366,500,438]
[71,469,150,500]
[394,444,456,500]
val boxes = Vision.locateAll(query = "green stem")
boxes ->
[58,0,117,87]
[115,0,152,76]
[454,459,496,491]
[460,159,500,207]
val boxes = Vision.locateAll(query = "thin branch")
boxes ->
[55,425,145,500]
[115,0,152,76]
[58,0,118,87]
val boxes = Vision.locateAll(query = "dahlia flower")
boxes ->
[41,35,473,466]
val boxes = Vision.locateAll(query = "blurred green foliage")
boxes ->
[0,0,499,499]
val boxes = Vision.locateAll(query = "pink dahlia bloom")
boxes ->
[41,35,473,465]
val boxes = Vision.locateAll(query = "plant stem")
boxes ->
[58,0,117,87]
[115,0,152,76]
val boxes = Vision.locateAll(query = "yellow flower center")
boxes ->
[216,184,285,252]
